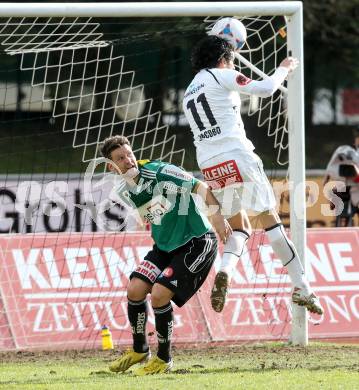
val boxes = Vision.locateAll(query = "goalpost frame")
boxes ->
[0,2,307,346]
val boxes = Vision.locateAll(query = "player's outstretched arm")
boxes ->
[228,56,299,98]
[192,181,232,243]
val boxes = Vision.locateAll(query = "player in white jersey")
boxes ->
[183,35,324,315]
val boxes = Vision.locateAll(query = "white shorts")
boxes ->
[200,150,276,217]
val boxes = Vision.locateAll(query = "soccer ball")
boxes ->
[208,17,247,51]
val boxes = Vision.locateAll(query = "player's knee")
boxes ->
[228,212,252,236]
[231,223,252,237]
[127,277,151,301]
[151,283,173,308]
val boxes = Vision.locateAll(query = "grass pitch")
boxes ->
[0,342,358,390]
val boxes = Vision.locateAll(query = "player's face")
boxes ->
[109,144,137,175]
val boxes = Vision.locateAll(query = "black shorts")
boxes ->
[130,231,218,307]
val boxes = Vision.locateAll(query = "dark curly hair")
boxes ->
[100,135,130,159]
[191,35,234,73]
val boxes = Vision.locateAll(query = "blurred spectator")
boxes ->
[324,126,359,226]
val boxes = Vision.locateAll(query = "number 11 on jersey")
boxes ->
[186,93,217,131]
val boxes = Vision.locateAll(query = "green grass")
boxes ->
[0,343,358,389]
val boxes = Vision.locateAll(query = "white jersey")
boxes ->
[182,67,289,165]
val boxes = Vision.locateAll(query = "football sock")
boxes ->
[153,302,173,363]
[127,298,149,353]
[220,230,250,279]
[265,224,310,293]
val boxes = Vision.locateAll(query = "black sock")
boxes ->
[127,298,149,353]
[153,302,173,363]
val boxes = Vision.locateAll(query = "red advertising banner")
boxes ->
[306,229,359,338]
[197,231,293,341]
[0,297,15,350]
[198,228,359,341]
[0,229,358,350]
[0,233,208,350]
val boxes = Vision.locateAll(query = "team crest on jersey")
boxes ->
[236,74,251,86]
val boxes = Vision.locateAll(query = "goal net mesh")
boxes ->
[0,15,293,351]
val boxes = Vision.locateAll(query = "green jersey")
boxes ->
[117,160,211,251]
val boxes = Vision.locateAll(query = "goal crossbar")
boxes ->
[0,2,302,18]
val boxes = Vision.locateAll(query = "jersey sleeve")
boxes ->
[217,67,289,98]
[157,163,199,190]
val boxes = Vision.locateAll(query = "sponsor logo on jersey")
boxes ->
[138,195,172,225]
[198,126,221,141]
[184,83,205,99]
[236,74,251,86]
[202,160,243,189]
[162,166,192,181]
[162,182,188,194]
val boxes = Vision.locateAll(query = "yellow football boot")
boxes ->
[134,356,173,376]
[109,349,151,373]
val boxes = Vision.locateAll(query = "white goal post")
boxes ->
[0,2,307,346]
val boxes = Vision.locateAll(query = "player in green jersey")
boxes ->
[102,135,231,375]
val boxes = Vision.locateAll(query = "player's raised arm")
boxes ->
[219,57,298,98]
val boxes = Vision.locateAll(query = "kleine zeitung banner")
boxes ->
[0,229,358,350]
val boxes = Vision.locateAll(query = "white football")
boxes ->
[208,17,247,51]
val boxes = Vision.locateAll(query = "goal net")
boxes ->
[0,3,307,351]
